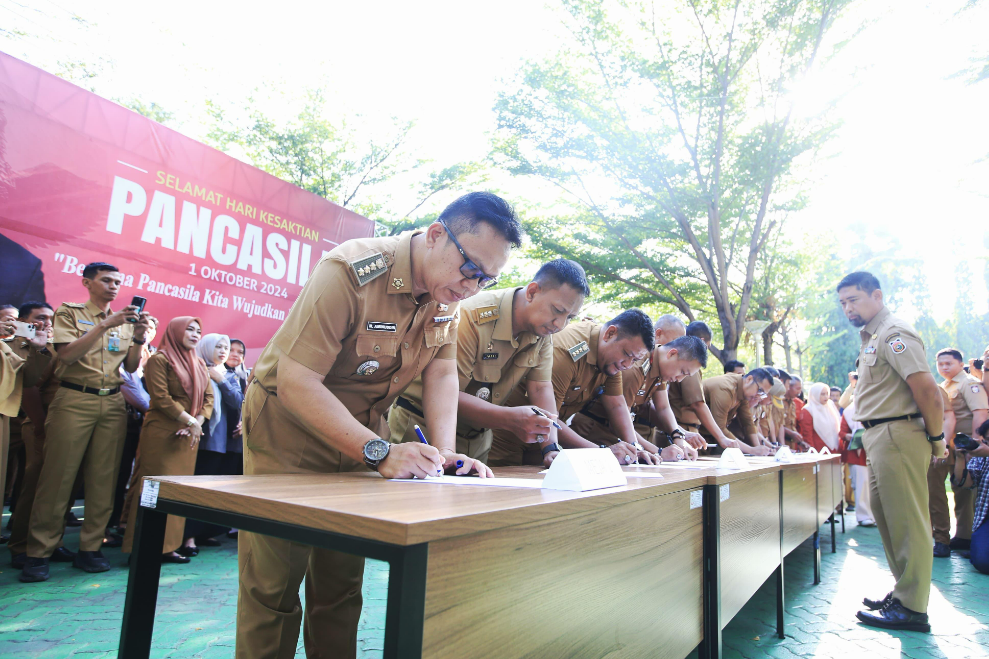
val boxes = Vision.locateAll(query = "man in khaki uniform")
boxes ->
[488,310,665,467]
[781,375,808,449]
[21,263,151,582]
[571,316,708,458]
[7,303,76,568]
[388,259,588,462]
[930,348,988,556]
[0,312,50,526]
[701,369,774,448]
[236,192,520,659]
[840,272,945,632]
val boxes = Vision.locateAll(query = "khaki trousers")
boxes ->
[236,382,365,659]
[863,418,933,613]
[1,416,8,512]
[928,446,974,543]
[7,419,67,556]
[387,403,493,462]
[843,464,854,505]
[487,426,544,467]
[27,387,127,556]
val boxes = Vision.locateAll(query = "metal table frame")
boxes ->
[118,499,428,659]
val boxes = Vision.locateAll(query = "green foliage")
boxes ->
[494,0,854,362]
[119,99,174,125]
[206,90,486,233]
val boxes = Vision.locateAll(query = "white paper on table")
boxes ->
[717,447,750,470]
[621,468,666,479]
[391,475,545,488]
[656,462,717,469]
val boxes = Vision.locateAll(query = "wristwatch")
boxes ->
[362,438,391,471]
[926,432,945,443]
[541,442,562,456]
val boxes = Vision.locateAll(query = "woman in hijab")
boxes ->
[797,382,841,453]
[180,333,244,555]
[122,317,212,563]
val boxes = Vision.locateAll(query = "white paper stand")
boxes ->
[774,446,795,463]
[821,446,831,455]
[717,447,750,470]
[542,449,628,492]
[806,447,818,454]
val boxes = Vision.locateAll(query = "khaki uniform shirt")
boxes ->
[502,321,622,422]
[783,398,800,430]
[52,300,134,389]
[249,231,458,460]
[941,371,989,436]
[393,286,552,438]
[702,373,758,441]
[854,307,929,421]
[582,347,667,434]
[669,370,703,427]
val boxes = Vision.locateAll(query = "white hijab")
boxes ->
[806,382,840,451]
[197,333,230,434]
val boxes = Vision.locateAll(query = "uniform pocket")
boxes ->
[356,335,399,357]
[424,326,452,348]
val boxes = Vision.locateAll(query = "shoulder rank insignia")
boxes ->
[349,252,387,287]
[63,302,86,309]
[568,341,589,362]
[473,306,499,324]
[641,358,651,375]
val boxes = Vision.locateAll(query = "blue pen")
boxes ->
[414,425,442,475]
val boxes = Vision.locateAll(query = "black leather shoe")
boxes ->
[162,552,191,564]
[933,542,951,558]
[74,550,111,573]
[196,537,222,547]
[51,547,76,563]
[11,552,26,570]
[949,536,971,551]
[856,598,930,633]
[177,545,199,557]
[863,592,892,611]
[20,556,50,582]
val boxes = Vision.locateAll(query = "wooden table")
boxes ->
[119,467,712,659]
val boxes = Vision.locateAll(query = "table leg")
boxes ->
[776,472,785,640]
[384,542,428,659]
[840,502,846,533]
[830,512,836,553]
[700,484,722,659]
[813,531,821,585]
[118,505,166,659]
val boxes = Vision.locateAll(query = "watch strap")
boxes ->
[541,442,562,456]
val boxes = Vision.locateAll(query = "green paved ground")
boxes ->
[2,499,987,658]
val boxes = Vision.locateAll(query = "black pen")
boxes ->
[530,406,563,430]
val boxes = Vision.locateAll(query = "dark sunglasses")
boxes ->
[440,221,498,290]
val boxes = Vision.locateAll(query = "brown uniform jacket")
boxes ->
[702,373,758,441]
[394,286,552,438]
[502,321,622,422]
[52,300,134,389]
[854,307,930,421]
[941,371,989,436]
[0,339,50,416]
[245,231,458,474]
[582,347,667,434]
[669,370,704,427]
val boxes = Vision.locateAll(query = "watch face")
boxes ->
[365,439,390,461]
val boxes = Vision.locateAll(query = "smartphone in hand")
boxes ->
[128,296,147,323]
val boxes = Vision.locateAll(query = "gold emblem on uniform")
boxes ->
[356,360,380,375]
[567,341,589,362]
[476,387,491,401]
[392,278,404,289]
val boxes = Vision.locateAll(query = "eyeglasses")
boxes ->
[440,221,498,290]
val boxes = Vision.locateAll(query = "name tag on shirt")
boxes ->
[366,321,397,332]
[78,320,94,326]
[482,352,499,360]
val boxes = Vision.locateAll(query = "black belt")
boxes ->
[396,396,424,418]
[860,413,921,429]
[61,381,120,397]
[579,407,610,428]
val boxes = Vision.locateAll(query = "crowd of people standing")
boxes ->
[1,262,250,581]
[2,193,988,653]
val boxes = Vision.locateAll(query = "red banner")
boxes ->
[0,52,374,365]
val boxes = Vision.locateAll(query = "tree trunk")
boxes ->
[782,329,793,371]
